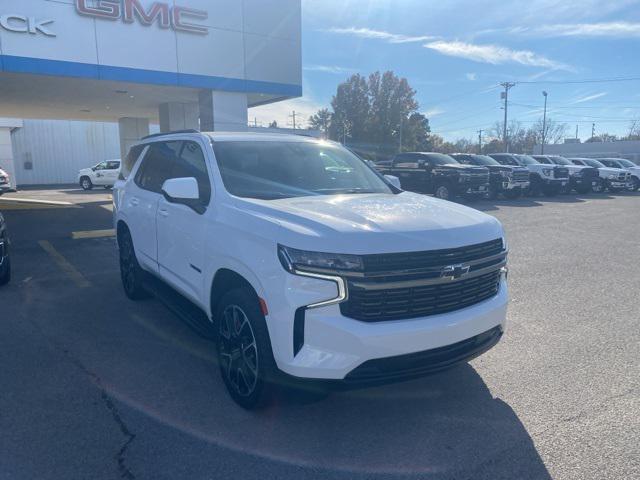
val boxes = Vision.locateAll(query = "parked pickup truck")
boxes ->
[114,132,508,409]
[533,155,602,194]
[569,158,631,192]
[375,152,490,200]
[598,159,640,191]
[78,159,121,190]
[451,153,530,199]
[489,153,569,196]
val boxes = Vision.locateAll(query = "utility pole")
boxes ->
[289,110,298,129]
[541,91,548,154]
[399,116,404,153]
[500,82,516,152]
[575,125,579,140]
[477,129,483,153]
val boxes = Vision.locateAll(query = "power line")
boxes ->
[515,75,640,85]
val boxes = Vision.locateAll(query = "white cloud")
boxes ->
[324,27,437,44]
[423,108,445,117]
[465,73,477,81]
[303,64,356,74]
[572,92,608,104]
[424,40,573,71]
[513,22,640,38]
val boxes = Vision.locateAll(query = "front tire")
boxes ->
[0,256,11,286]
[631,177,640,192]
[80,177,93,191]
[216,288,277,410]
[118,230,148,300]
[434,183,452,201]
[592,178,605,193]
[503,188,522,199]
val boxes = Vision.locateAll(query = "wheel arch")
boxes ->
[210,268,263,319]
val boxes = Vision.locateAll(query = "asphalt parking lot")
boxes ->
[0,187,638,480]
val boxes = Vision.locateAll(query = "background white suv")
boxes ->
[114,132,509,409]
[78,159,121,190]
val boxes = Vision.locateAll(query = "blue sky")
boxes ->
[250,0,640,142]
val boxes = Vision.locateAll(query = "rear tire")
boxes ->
[80,177,93,191]
[118,229,148,300]
[216,288,277,410]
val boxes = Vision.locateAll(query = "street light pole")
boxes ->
[541,91,548,154]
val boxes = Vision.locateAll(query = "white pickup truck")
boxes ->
[569,158,631,192]
[114,132,509,409]
[78,159,121,190]
[598,158,640,191]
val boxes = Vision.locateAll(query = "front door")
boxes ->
[156,140,211,304]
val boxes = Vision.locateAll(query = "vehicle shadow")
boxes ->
[250,364,552,479]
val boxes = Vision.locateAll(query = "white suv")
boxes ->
[114,132,509,409]
[78,159,121,190]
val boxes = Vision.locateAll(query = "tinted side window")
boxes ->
[135,141,182,193]
[170,141,211,206]
[106,161,120,170]
[394,154,419,168]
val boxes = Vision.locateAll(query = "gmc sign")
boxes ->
[75,0,208,35]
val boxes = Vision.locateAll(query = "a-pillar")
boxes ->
[199,91,248,132]
[118,117,150,162]
[159,102,199,133]
[0,119,22,190]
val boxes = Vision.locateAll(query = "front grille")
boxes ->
[361,238,503,274]
[553,167,569,179]
[618,173,629,181]
[461,173,489,186]
[512,170,530,182]
[344,326,503,385]
[582,168,598,178]
[340,270,502,322]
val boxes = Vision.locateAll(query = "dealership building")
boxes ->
[0,0,302,187]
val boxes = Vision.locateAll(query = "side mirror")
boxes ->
[384,174,402,189]
[161,177,204,213]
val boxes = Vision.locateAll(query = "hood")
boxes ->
[598,166,625,175]
[238,192,503,255]
[435,164,487,172]
[79,168,92,174]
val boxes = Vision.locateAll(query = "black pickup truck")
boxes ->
[375,152,490,200]
[451,153,531,199]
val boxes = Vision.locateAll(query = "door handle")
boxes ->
[158,209,169,217]
[130,198,139,206]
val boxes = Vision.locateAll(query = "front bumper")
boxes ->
[607,180,629,189]
[0,183,11,193]
[273,275,508,381]
[457,184,489,196]
[543,178,568,186]
[502,180,530,190]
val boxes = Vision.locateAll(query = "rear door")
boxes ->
[391,154,422,191]
[125,142,179,273]
[156,139,212,303]
[103,160,121,185]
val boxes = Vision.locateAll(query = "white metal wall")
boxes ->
[11,120,161,186]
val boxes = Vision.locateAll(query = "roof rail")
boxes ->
[142,129,200,140]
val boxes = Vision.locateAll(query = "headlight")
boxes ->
[607,173,618,179]
[542,168,553,177]
[499,170,510,178]
[573,170,583,177]
[278,245,363,273]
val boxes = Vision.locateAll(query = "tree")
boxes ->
[308,108,332,137]
[268,120,278,128]
[586,133,617,143]
[317,71,428,157]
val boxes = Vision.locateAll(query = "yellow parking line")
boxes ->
[71,229,115,240]
[0,202,71,211]
[38,240,91,288]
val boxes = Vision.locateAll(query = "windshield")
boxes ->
[423,153,460,165]
[548,156,572,166]
[515,155,540,166]
[616,159,636,168]
[469,155,500,166]
[490,155,519,166]
[212,141,394,200]
[583,159,606,168]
